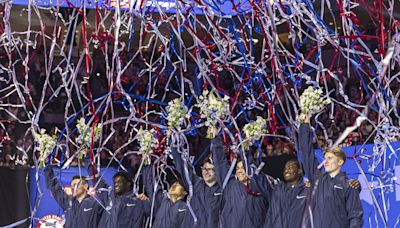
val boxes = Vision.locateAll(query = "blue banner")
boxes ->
[29,167,116,227]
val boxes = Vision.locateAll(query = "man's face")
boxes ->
[283,161,301,183]
[114,176,130,195]
[324,152,344,173]
[236,161,248,184]
[169,181,187,198]
[201,162,216,184]
[71,179,87,198]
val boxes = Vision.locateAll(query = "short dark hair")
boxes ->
[172,178,187,191]
[113,171,133,184]
[200,153,213,166]
[72,175,88,184]
[285,159,301,169]
[285,159,304,176]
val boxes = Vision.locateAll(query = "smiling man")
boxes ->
[172,144,223,228]
[264,159,309,228]
[89,168,150,228]
[112,172,131,194]
[44,165,103,228]
[298,115,363,228]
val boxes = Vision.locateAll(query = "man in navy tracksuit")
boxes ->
[90,168,150,228]
[243,139,361,227]
[263,159,309,228]
[298,115,363,228]
[230,140,308,228]
[212,136,270,228]
[143,163,188,228]
[44,165,103,228]
[172,144,223,228]
[247,152,360,228]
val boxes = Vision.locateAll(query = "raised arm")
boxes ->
[346,187,363,228]
[142,165,163,210]
[86,158,110,190]
[85,159,111,204]
[298,123,321,183]
[211,136,230,187]
[172,146,200,190]
[240,148,273,198]
[44,165,70,210]
[239,147,254,176]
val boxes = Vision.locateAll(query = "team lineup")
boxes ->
[1,1,399,227]
[44,115,363,228]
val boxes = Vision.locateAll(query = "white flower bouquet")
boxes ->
[165,98,188,130]
[197,90,230,138]
[34,129,57,168]
[243,116,267,149]
[299,86,331,115]
[76,118,102,159]
[136,127,159,165]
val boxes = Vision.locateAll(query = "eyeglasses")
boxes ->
[71,182,83,188]
[201,167,215,173]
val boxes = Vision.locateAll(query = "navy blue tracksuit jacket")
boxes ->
[212,137,269,228]
[97,189,150,228]
[44,166,103,228]
[264,180,308,228]
[143,165,187,228]
[238,145,309,228]
[88,167,150,228]
[299,123,363,228]
[172,146,223,228]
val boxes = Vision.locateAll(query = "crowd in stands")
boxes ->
[1,47,399,169]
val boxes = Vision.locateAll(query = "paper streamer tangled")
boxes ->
[0,0,399,226]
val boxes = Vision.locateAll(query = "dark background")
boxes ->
[0,167,30,228]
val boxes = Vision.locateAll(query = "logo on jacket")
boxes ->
[36,214,64,228]
[296,195,306,199]
[333,185,343,190]
[83,207,93,212]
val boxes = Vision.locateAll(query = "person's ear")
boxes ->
[298,168,303,176]
[338,159,344,166]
